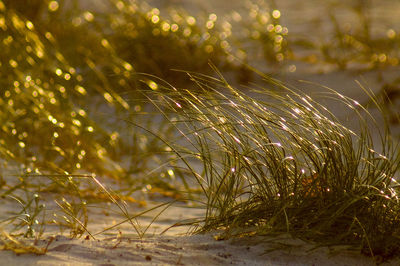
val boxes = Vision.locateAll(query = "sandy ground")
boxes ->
[3,232,399,266]
[1,159,400,266]
[1,0,400,265]
[1,195,399,266]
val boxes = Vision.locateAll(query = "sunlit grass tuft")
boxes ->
[148,69,400,260]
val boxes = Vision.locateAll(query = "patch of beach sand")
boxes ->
[2,232,399,266]
[1,185,399,266]
[1,195,400,266]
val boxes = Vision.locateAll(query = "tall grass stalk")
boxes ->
[147,69,400,259]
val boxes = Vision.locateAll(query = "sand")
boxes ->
[1,190,400,266]
[2,233,396,266]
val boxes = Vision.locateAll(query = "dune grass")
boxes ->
[143,68,400,260]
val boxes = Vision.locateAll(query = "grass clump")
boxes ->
[148,69,400,259]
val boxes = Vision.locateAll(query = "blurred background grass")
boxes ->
[0,0,290,184]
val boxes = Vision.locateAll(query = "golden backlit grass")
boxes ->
[147,69,400,261]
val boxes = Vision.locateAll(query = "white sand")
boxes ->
[2,217,400,266]
[1,193,399,265]
[2,233,396,266]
